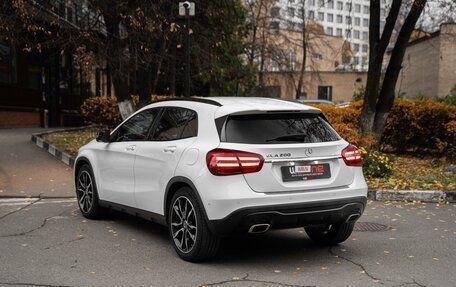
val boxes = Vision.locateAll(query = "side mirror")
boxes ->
[96,130,111,143]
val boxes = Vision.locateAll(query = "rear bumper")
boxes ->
[208,196,367,236]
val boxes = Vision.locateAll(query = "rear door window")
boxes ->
[150,107,198,141]
[223,113,340,144]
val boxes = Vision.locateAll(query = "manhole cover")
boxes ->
[354,222,391,232]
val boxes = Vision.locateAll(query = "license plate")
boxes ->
[281,163,331,182]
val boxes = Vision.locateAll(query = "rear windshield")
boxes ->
[223,113,340,144]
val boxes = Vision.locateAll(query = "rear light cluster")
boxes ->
[206,149,264,176]
[341,144,363,166]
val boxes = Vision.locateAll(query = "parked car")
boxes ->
[294,99,336,106]
[74,97,367,262]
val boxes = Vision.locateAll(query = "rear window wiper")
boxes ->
[266,134,305,142]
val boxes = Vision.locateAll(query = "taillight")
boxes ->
[341,144,363,166]
[206,148,264,176]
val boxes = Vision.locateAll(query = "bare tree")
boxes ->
[360,0,428,142]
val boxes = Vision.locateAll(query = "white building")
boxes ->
[270,0,393,71]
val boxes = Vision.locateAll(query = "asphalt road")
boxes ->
[0,198,455,287]
[0,128,74,198]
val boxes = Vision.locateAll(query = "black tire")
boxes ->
[168,187,220,262]
[305,222,355,245]
[75,164,105,219]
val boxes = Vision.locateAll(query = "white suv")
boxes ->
[74,97,367,262]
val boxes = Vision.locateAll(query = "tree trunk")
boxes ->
[360,0,403,134]
[373,0,427,140]
[295,3,307,99]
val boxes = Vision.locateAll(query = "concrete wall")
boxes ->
[396,23,456,99]
[438,24,456,98]
[264,71,367,102]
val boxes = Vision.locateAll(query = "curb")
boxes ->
[368,189,456,203]
[30,126,95,167]
[30,129,455,203]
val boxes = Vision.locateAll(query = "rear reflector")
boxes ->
[341,144,363,166]
[206,149,264,176]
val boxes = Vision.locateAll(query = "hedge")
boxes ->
[316,99,456,158]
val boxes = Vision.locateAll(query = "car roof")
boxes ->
[145,97,321,118]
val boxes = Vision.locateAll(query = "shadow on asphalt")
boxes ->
[102,209,328,264]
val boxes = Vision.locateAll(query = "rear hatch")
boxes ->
[217,112,353,193]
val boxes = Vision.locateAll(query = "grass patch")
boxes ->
[366,155,455,191]
[41,129,455,191]
[41,128,98,157]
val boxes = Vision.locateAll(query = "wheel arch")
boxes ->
[74,156,91,182]
[164,176,213,231]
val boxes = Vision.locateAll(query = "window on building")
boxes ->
[318,86,333,101]
[328,0,334,9]
[271,60,279,71]
[271,7,280,18]
[345,2,352,11]
[309,0,315,6]
[346,16,352,24]
[336,14,343,23]
[318,0,325,7]
[355,17,360,26]
[290,51,297,71]
[287,21,295,30]
[363,18,369,27]
[381,8,386,17]
[287,7,295,18]
[313,53,323,60]
[354,30,360,39]
[308,10,315,20]
[362,44,368,53]
[354,43,360,52]
[345,29,351,37]
[0,43,17,85]
[326,27,333,35]
[328,13,334,22]
[363,5,369,14]
[270,21,280,29]
[355,4,361,13]
[353,56,360,65]
[318,12,324,21]
[336,28,343,36]
[362,31,368,40]
[337,1,343,10]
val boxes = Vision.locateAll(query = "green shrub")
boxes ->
[359,147,394,178]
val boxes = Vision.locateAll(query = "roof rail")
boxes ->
[150,97,222,107]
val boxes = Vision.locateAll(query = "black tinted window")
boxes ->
[151,108,198,141]
[111,109,158,142]
[224,113,340,144]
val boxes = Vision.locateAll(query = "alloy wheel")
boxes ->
[170,196,197,253]
[77,170,94,213]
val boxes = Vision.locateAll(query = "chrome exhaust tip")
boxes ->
[248,223,270,234]
[346,213,361,223]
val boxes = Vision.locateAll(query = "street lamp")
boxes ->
[179,1,195,98]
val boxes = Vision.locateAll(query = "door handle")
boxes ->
[125,145,136,152]
[163,146,177,153]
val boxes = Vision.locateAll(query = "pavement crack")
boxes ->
[201,273,315,287]
[0,210,65,238]
[328,246,382,283]
[44,235,85,250]
[0,198,41,220]
[0,282,74,287]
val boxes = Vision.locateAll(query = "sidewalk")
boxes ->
[0,128,74,198]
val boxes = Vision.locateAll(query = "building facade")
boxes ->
[395,23,456,99]
[270,0,392,71]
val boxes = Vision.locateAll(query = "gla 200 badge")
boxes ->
[266,148,313,158]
